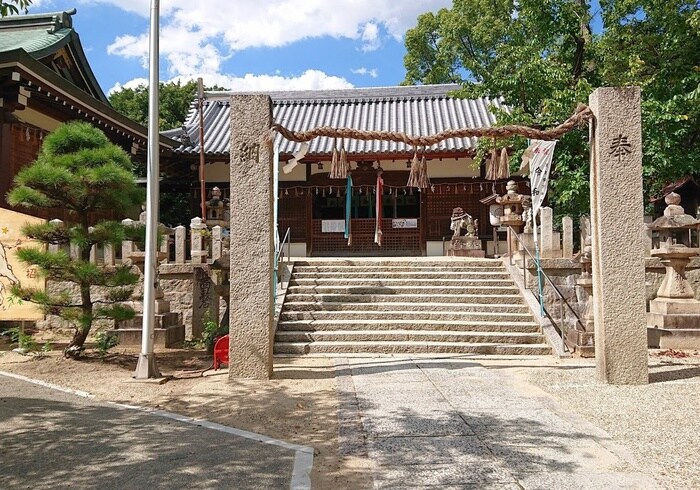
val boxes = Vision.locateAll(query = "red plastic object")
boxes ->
[213,334,230,370]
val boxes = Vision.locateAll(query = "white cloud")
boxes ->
[108,69,353,95]
[359,22,381,52]
[351,67,378,78]
[104,1,453,78]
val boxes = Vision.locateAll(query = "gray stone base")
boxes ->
[648,326,700,349]
[565,329,595,357]
[108,325,185,348]
[448,249,486,258]
[111,312,185,348]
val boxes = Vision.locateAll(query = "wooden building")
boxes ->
[0,9,176,221]
[168,85,522,256]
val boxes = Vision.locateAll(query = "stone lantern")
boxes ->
[646,192,700,348]
[496,180,529,256]
[206,186,230,228]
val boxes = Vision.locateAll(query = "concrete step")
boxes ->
[274,340,552,356]
[284,293,524,305]
[276,319,541,333]
[275,330,545,344]
[286,285,520,295]
[294,259,501,268]
[291,271,511,279]
[280,310,535,322]
[293,265,506,273]
[283,301,528,313]
[289,278,516,287]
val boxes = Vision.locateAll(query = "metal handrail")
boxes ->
[273,227,291,299]
[506,226,585,343]
[275,227,291,265]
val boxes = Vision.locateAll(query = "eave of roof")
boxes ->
[0,48,177,150]
[0,9,107,103]
[170,84,507,159]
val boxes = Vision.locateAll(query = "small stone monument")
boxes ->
[496,180,529,256]
[448,207,484,257]
[646,192,700,348]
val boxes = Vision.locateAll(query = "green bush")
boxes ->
[94,331,119,357]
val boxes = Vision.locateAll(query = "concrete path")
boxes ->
[336,356,658,490]
[0,373,310,490]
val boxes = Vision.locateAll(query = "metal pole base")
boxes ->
[134,353,161,379]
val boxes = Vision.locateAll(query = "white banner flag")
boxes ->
[528,140,557,216]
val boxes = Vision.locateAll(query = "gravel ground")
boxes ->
[519,351,700,490]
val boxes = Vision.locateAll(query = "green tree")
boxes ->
[109,80,229,131]
[1,0,31,17]
[7,122,145,358]
[403,0,700,216]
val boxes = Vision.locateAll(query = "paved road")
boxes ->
[336,356,658,490]
[0,374,302,490]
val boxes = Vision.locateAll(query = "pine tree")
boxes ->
[7,121,145,358]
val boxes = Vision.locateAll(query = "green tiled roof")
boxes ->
[0,26,71,57]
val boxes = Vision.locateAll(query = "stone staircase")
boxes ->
[274,258,551,356]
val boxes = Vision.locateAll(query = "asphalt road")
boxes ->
[0,374,298,490]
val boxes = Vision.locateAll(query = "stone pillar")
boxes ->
[104,244,115,266]
[212,225,223,262]
[643,216,653,256]
[48,219,63,253]
[589,87,648,384]
[160,229,169,262]
[540,207,554,257]
[190,217,207,264]
[229,94,274,380]
[121,218,135,265]
[562,216,574,258]
[88,226,97,263]
[191,265,217,339]
[175,225,186,264]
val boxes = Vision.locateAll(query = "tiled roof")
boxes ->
[0,9,108,103]
[168,84,507,158]
[0,9,75,58]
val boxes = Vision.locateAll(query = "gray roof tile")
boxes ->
[171,84,506,157]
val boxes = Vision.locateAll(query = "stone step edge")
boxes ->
[274,340,551,348]
[275,329,544,338]
[277,319,540,327]
[280,310,534,317]
[284,293,524,300]
[283,302,529,309]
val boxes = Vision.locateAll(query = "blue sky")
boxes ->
[27,0,454,95]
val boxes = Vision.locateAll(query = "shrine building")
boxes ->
[167,85,526,257]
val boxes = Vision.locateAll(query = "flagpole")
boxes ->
[532,211,545,318]
[134,0,161,379]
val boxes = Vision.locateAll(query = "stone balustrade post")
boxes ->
[190,217,207,264]
[48,219,63,253]
[212,225,223,262]
[562,216,574,258]
[175,225,186,264]
[643,216,653,256]
[88,226,97,263]
[540,206,554,257]
[104,244,115,266]
[159,227,170,263]
[121,218,135,265]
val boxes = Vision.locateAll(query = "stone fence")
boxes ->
[43,217,229,339]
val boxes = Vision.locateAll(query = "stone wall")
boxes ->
[37,262,227,340]
[518,256,700,329]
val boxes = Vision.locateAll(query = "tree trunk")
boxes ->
[64,328,89,358]
[64,280,93,359]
